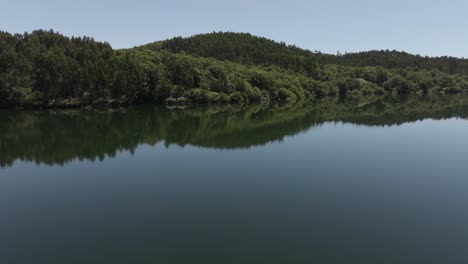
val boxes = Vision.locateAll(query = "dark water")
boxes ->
[2,95,468,264]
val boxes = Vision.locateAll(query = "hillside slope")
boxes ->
[142,32,468,76]
[138,32,324,78]
[332,50,468,75]
[1,30,468,108]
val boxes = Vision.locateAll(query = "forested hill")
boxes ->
[145,32,314,61]
[2,30,468,108]
[331,50,468,75]
[144,32,468,76]
[139,32,323,77]
[0,30,145,108]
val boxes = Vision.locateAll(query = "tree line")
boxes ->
[1,30,468,108]
[0,30,145,107]
[153,32,468,76]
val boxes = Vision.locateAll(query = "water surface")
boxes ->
[2,95,468,263]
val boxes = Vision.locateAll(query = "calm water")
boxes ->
[2,95,468,264]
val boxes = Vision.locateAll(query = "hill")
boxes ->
[143,32,468,76]
[1,30,468,108]
[139,32,324,78]
[332,50,468,75]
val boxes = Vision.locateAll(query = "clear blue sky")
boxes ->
[2,0,468,57]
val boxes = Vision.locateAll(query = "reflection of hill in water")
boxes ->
[2,95,468,167]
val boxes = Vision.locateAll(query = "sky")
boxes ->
[2,0,468,57]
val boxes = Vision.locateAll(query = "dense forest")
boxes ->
[2,30,468,108]
[2,94,468,167]
[153,32,468,75]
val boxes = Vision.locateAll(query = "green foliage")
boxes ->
[0,30,144,107]
[229,91,244,103]
[383,76,418,94]
[277,88,298,101]
[143,32,322,76]
[186,89,230,104]
[2,30,468,108]
[330,50,468,75]
[129,49,324,104]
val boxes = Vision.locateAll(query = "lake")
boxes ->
[2,95,468,264]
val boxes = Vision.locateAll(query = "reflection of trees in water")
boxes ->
[1,95,468,167]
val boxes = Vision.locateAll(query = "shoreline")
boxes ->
[2,92,468,110]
